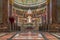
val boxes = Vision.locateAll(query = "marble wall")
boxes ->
[57,0,60,23]
[0,0,2,23]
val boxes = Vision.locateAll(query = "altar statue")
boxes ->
[27,16,32,23]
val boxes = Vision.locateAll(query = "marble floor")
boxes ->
[0,32,60,40]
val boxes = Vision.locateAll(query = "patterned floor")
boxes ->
[0,33,7,37]
[12,31,44,40]
[51,33,60,39]
[0,32,60,40]
[0,32,16,40]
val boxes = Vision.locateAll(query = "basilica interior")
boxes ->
[0,0,60,40]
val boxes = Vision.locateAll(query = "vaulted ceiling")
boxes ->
[13,0,47,18]
[14,0,46,7]
[13,0,47,10]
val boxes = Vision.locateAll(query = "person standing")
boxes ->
[9,16,15,31]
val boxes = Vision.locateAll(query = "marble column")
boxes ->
[52,0,57,23]
[2,0,8,24]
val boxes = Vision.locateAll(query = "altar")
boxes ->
[20,23,39,31]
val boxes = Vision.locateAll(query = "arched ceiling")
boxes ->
[14,0,46,7]
[13,0,47,10]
